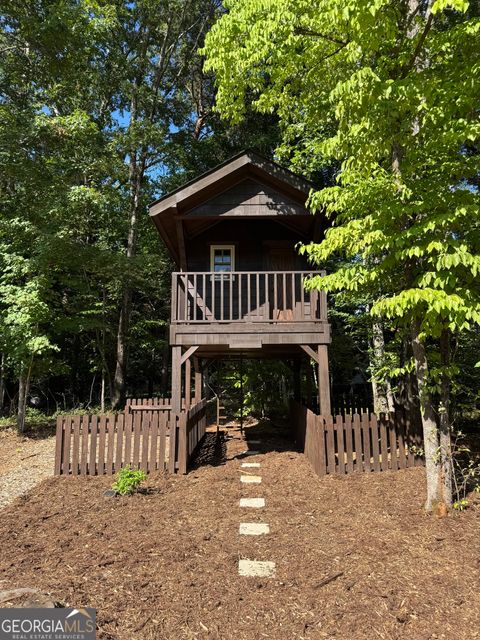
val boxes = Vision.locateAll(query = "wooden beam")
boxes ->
[181,345,199,365]
[171,346,182,417]
[317,344,331,416]
[300,344,319,364]
[194,357,203,402]
[176,218,187,271]
[185,357,191,409]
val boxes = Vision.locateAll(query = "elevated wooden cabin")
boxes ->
[149,151,331,417]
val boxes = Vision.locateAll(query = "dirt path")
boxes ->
[0,419,479,639]
[0,430,55,509]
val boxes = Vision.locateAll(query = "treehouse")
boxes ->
[148,151,331,418]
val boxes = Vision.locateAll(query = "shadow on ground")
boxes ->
[190,415,299,470]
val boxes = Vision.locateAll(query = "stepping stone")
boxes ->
[240,475,261,484]
[244,450,260,456]
[240,497,265,508]
[239,522,270,536]
[248,440,261,445]
[238,559,276,578]
[241,462,260,468]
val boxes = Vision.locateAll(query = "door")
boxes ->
[266,245,296,321]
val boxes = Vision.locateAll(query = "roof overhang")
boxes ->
[149,150,317,266]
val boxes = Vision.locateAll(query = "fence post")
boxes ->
[54,416,64,476]
[177,413,188,474]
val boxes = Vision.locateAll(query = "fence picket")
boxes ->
[149,413,158,472]
[362,413,371,473]
[290,401,424,478]
[71,416,81,476]
[335,415,345,474]
[344,414,354,473]
[132,412,141,469]
[389,414,399,471]
[379,414,389,472]
[141,415,150,472]
[54,417,64,476]
[115,414,124,474]
[397,409,407,469]
[80,415,89,475]
[370,414,380,472]
[98,416,107,475]
[62,417,72,475]
[352,414,362,472]
[325,417,335,474]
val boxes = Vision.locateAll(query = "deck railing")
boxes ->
[172,271,327,323]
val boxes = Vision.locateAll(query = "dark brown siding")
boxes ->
[185,219,310,272]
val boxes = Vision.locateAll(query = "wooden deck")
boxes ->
[170,270,330,351]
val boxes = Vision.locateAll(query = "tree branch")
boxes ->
[294,26,349,47]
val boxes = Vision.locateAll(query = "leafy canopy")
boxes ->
[203,0,480,339]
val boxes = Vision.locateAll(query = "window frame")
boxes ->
[210,244,236,274]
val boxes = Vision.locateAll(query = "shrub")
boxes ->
[112,466,147,496]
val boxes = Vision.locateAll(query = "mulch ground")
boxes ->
[0,427,56,508]
[0,419,479,640]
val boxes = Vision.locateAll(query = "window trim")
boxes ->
[210,244,236,273]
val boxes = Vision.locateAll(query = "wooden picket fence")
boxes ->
[291,401,424,476]
[54,398,208,477]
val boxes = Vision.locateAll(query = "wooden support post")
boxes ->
[185,356,191,410]
[293,359,301,402]
[171,346,182,417]
[194,357,202,402]
[317,344,331,417]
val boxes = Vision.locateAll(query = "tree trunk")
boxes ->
[17,372,29,433]
[100,369,105,413]
[371,320,395,413]
[411,318,442,511]
[0,352,5,414]
[439,329,453,508]
[111,149,145,409]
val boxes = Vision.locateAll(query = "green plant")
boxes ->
[453,498,469,511]
[112,466,147,496]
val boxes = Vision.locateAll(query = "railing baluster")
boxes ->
[238,273,242,320]
[211,273,215,320]
[291,273,295,319]
[183,274,188,321]
[301,273,305,320]
[220,273,224,321]
[265,273,270,321]
[202,273,206,320]
[171,273,177,322]
[171,271,327,324]
[274,272,278,321]
[193,274,197,321]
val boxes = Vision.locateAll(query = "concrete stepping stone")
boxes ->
[239,497,265,508]
[244,450,260,456]
[248,440,261,445]
[241,462,260,468]
[238,559,276,578]
[240,475,261,484]
[239,522,270,536]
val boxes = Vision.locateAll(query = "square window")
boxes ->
[211,245,235,273]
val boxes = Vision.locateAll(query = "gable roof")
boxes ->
[148,150,316,265]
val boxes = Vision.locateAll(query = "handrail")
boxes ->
[172,270,327,324]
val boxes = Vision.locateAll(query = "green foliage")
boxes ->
[112,466,147,496]
[203,0,480,340]
[453,498,469,511]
